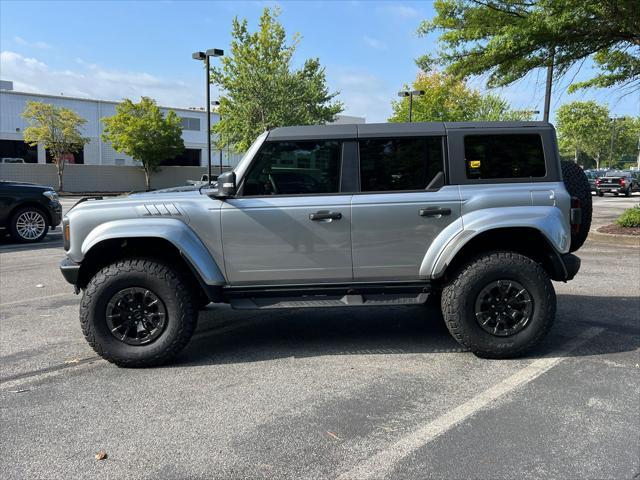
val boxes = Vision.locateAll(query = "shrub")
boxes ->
[616,206,640,228]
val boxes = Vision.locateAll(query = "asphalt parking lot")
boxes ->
[1,194,639,479]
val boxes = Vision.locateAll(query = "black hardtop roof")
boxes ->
[266,121,553,141]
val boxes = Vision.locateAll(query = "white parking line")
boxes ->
[337,327,605,480]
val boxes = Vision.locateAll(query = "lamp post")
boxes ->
[192,48,223,185]
[397,90,425,122]
[212,100,222,175]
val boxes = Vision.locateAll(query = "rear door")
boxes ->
[351,135,461,281]
[221,139,353,285]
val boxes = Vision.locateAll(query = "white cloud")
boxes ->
[382,4,419,19]
[0,51,201,108]
[331,69,394,122]
[362,35,388,51]
[14,36,52,49]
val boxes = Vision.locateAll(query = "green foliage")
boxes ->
[556,101,640,168]
[22,101,89,191]
[418,0,640,94]
[102,97,184,191]
[211,7,343,152]
[388,71,532,123]
[556,101,610,168]
[616,206,640,228]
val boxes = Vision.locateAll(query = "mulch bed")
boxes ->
[597,224,640,236]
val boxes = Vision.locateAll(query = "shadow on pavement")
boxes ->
[0,231,63,253]
[174,294,639,367]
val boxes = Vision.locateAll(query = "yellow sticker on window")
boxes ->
[469,160,481,169]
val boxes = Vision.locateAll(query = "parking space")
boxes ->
[1,198,638,479]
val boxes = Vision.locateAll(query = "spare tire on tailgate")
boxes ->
[561,161,592,252]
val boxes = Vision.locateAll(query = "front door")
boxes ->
[221,139,352,285]
[351,136,462,281]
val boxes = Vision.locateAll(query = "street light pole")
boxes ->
[192,48,224,186]
[213,100,222,175]
[205,54,211,185]
[397,90,425,123]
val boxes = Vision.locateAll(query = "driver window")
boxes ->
[242,140,342,196]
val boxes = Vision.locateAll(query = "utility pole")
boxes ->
[543,50,554,122]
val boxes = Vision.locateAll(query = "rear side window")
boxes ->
[464,134,545,179]
[359,137,444,192]
[242,140,341,196]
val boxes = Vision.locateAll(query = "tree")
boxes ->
[556,101,610,168]
[388,71,532,123]
[211,7,343,152]
[22,101,89,191]
[556,101,640,169]
[418,0,640,95]
[102,97,184,191]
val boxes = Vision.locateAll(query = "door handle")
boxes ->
[309,210,342,221]
[419,207,451,218]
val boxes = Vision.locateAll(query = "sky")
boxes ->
[0,0,637,123]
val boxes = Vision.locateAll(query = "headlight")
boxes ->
[43,190,59,202]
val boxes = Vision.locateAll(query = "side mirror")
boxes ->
[215,171,236,198]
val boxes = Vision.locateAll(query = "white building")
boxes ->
[0,82,243,168]
[0,81,365,169]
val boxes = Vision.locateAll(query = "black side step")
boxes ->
[230,292,429,310]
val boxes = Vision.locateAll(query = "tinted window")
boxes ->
[242,141,341,195]
[464,134,545,179]
[359,137,444,192]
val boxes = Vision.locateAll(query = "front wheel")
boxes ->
[80,258,198,367]
[441,251,556,358]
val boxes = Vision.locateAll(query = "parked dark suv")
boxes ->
[0,181,62,243]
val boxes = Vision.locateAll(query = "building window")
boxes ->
[359,137,444,192]
[180,117,201,131]
[0,140,38,163]
[464,134,546,179]
[115,158,125,166]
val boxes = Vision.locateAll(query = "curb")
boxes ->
[588,230,640,247]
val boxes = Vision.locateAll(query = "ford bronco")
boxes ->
[60,122,592,367]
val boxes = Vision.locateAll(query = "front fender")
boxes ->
[421,206,570,279]
[81,218,226,285]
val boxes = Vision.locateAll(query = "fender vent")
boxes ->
[139,203,182,216]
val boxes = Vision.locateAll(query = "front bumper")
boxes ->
[60,257,80,285]
[49,201,62,228]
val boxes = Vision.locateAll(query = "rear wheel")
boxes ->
[80,258,198,367]
[561,161,592,252]
[9,206,49,243]
[441,251,556,358]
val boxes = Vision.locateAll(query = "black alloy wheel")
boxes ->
[474,280,533,337]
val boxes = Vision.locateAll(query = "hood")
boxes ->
[0,180,55,191]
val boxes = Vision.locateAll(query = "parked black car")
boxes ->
[0,181,62,243]
[595,171,637,197]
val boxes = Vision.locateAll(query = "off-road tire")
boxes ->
[9,206,49,243]
[597,191,604,197]
[561,161,592,252]
[80,258,198,367]
[441,251,556,359]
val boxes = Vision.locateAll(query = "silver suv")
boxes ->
[60,122,592,367]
